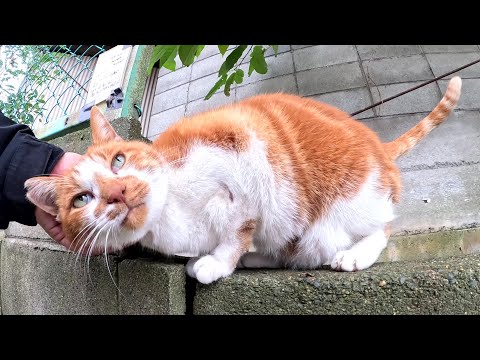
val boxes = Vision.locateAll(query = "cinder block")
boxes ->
[379,228,480,263]
[147,104,185,138]
[151,83,189,114]
[194,252,480,314]
[393,164,480,234]
[362,55,434,85]
[297,62,365,96]
[5,222,50,240]
[1,238,118,315]
[48,117,142,154]
[118,259,185,315]
[426,53,480,79]
[291,45,313,50]
[188,73,224,102]
[191,50,233,80]
[236,74,297,101]
[310,87,375,119]
[421,45,479,53]
[370,81,441,116]
[237,52,294,86]
[264,45,291,57]
[293,45,358,72]
[155,66,192,95]
[357,45,421,60]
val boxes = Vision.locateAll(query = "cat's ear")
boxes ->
[24,177,59,216]
[90,106,123,144]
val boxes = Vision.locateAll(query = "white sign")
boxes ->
[86,45,132,104]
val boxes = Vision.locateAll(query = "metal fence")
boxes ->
[15,45,112,131]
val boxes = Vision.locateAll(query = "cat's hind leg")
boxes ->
[330,227,387,272]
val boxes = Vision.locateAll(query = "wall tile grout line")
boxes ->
[354,45,377,117]
[420,45,443,101]
[290,45,300,95]
[184,65,194,116]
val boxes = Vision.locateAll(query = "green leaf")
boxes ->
[205,75,227,100]
[163,57,177,71]
[196,45,205,58]
[219,45,247,77]
[178,45,199,67]
[248,45,268,76]
[234,69,244,84]
[148,45,179,75]
[218,45,229,55]
[224,73,236,96]
[270,45,279,55]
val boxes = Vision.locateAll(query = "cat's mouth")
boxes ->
[121,203,146,227]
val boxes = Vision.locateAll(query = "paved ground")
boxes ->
[144,45,480,235]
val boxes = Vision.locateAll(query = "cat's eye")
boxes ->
[73,193,93,208]
[112,154,125,173]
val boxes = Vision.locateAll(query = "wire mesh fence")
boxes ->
[0,45,113,130]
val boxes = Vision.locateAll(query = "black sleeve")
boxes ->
[0,111,65,229]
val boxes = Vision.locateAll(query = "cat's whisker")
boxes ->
[66,219,97,269]
[85,221,110,284]
[103,226,123,296]
[76,219,107,275]
[70,218,97,252]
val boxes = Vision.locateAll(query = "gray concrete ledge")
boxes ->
[194,253,480,315]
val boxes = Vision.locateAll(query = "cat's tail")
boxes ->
[383,76,462,161]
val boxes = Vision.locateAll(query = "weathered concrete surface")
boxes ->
[1,238,119,315]
[194,253,480,315]
[392,164,480,234]
[118,258,185,315]
[5,222,50,240]
[362,110,480,171]
[379,228,480,263]
[48,116,143,153]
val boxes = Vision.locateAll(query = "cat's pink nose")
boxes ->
[106,183,126,204]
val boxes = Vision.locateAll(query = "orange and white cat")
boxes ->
[25,76,462,284]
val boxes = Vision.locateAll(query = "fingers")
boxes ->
[35,207,73,249]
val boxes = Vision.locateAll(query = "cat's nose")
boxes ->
[106,182,126,204]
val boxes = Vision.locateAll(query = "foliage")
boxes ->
[0,45,66,125]
[148,45,279,100]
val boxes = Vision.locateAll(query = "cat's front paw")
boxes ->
[331,250,358,272]
[189,255,233,284]
[186,257,201,279]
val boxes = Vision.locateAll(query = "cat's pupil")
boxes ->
[112,154,125,172]
[73,193,91,208]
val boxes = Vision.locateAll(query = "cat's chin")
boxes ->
[120,203,147,228]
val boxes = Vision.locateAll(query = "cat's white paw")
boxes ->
[186,257,201,279]
[191,255,233,284]
[331,250,360,272]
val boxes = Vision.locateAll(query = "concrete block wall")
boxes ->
[1,45,480,314]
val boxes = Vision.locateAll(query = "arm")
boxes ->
[0,111,64,229]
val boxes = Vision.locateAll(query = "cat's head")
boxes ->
[25,107,168,253]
